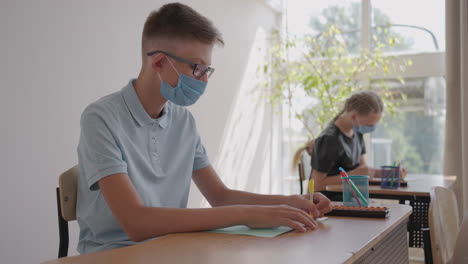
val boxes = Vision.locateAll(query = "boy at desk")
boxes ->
[76,2,332,254]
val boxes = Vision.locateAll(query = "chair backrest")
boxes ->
[301,151,312,181]
[59,166,79,221]
[429,186,460,264]
[297,151,313,194]
[296,140,314,194]
[56,165,78,258]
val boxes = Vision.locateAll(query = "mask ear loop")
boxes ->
[157,72,163,82]
[166,56,181,76]
[157,55,181,83]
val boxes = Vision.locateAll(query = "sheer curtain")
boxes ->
[444,0,468,216]
[207,27,284,206]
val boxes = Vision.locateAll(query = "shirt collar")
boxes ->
[158,107,169,128]
[122,79,169,129]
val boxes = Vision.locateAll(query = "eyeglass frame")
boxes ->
[146,50,215,78]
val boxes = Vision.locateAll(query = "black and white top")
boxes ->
[311,123,366,176]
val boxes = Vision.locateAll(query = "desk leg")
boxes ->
[422,227,433,264]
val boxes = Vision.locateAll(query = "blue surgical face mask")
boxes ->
[159,58,207,106]
[353,117,376,134]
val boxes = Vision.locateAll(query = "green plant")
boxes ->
[260,25,412,139]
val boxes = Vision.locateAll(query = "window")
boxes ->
[281,0,446,193]
[372,0,445,52]
[370,77,446,174]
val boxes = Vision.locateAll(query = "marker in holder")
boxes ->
[342,175,369,207]
[381,166,401,189]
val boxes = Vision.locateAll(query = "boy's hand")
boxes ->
[286,193,332,218]
[242,204,318,232]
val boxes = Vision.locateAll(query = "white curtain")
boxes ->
[444,0,468,215]
[209,27,284,202]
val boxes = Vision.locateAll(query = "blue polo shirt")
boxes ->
[76,79,210,254]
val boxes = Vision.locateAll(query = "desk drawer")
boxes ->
[354,220,409,264]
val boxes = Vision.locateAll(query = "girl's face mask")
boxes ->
[353,116,377,134]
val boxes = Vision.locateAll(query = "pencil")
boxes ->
[308,179,314,216]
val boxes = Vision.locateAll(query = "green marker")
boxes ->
[347,178,369,206]
[390,161,397,187]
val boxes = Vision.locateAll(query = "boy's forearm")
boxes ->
[213,189,291,207]
[128,206,247,241]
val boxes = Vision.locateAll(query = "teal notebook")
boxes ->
[207,225,293,238]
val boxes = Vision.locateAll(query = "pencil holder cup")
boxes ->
[341,175,369,207]
[381,166,400,189]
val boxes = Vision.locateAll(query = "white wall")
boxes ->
[0,0,277,263]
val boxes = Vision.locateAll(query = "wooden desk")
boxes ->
[326,175,456,197]
[324,174,456,263]
[42,204,412,264]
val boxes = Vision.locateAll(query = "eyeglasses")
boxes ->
[147,50,215,78]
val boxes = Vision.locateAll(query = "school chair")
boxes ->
[427,186,460,264]
[294,140,314,194]
[297,158,305,194]
[56,166,79,258]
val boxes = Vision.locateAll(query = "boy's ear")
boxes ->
[151,54,165,73]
